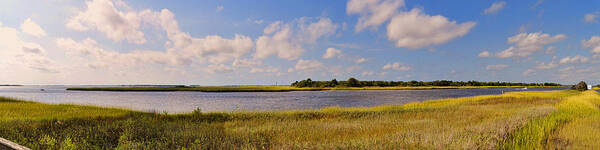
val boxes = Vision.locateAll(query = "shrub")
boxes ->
[572,81,588,91]
[347,78,361,87]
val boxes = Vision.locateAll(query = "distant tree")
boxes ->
[572,81,588,91]
[331,79,338,85]
[347,78,360,87]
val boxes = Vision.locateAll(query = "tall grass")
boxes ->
[0,90,588,149]
[500,90,600,149]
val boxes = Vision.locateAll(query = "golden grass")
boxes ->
[500,90,600,149]
[2,89,598,149]
[0,97,131,121]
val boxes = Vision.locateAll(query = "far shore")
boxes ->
[66,85,565,92]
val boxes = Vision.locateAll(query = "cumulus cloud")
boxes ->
[20,18,47,37]
[0,22,58,73]
[347,0,404,32]
[287,59,324,73]
[56,38,176,68]
[483,1,506,15]
[255,17,337,60]
[486,64,508,71]
[495,32,565,58]
[478,51,491,57]
[559,55,590,64]
[323,48,342,59]
[582,36,600,55]
[386,8,476,49]
[382,62,411,71]
[62,0,259,73]
[67,0,147,44]
[584,12,598,23]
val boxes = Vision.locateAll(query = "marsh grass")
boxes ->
[500,90,600,149]
[66,85,559,92]
[0,90,592,149]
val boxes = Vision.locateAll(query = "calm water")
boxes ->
[0,86,568,113]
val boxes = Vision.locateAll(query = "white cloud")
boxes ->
[382,62,411,71]
[386,8,476,49]
[249,67,279,74]
[535,61,557,70]
[483,1,506,15]
[522,69,536,76]
[205,64,233,73]
[495,32,565,58]
[65,0,258,74]
[582,36,600,54]
[255,17,337,60]
[0,23,58,73]
[232,59,262,67]
[347,0,404,32]
[287,59,324,73]
[559,56,590,64]
[67,0,147,44]
[478,51,491,57]
[20,18,47,37]
[56,38,175,68]
[584,12,598,23]
[355,58,367,64]
[216,6,224,12]
[255,26,304,60]
[323,48,342,59]
[486,64,508,71]
[299,17,338,44]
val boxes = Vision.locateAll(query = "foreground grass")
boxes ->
[1,90,599,149]
[66,85,560,92]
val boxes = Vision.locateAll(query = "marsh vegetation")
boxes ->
[2,90,599,149]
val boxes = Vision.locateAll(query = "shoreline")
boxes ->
[66,85,566,92]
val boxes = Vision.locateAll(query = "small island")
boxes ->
[67,78,563,92]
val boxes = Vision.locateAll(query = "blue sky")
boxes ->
[1,0,599,85]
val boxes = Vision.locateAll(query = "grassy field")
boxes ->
[1,90,599,149]
[66,85,559,92]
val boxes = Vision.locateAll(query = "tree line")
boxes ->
[291,78,562,88]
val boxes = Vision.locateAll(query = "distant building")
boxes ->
[588,85,593,90]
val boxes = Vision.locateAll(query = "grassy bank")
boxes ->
[2,90,599,149]
[66,85,560,92]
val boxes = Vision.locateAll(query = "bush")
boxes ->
[572,81,588,91]
[347,78,361,87]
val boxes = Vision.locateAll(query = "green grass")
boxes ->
[66,85,561,92]
[1,90,599,149]
[500,90,600,149]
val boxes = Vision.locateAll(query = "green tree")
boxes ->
[331,79,338,85]
[347,78,360,87]
[572,81,588,91]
